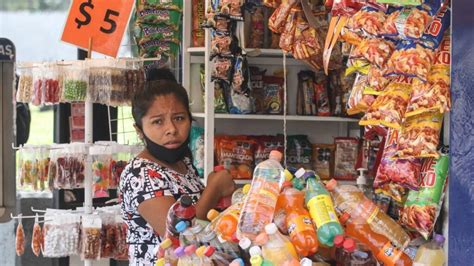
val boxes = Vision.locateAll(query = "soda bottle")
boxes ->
[340,238,356,266]
[238,150,285,240]
[214,165,232,211]
[258,223,299,266]
[156,238,178,266]
[339,212,412,266]
[207,204,241,242]
[277,181,318,256]
[232,184,251,204]
[413,234,446,266]
[293,168,308,190]
[350,242,377,266]
[166,195,196,247]
[333,235,346,262]
[326,179,410,249]
[199,227,241,263]
[356,168,373,200]
[305,174,343,247]
[250,254,263,266]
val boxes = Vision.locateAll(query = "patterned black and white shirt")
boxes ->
[119,156,204,265]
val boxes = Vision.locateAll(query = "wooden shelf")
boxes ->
[192,113,359,123]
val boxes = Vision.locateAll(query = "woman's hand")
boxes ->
[206,169,236,198]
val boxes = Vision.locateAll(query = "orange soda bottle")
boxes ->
[339,212,412,266]
[276,181,318,257]
[238,150,285,240]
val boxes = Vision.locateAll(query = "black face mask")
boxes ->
[142,133,189,164]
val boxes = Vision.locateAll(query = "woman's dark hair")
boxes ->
[132,68,191,129]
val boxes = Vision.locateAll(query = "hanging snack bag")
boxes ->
[32,65,45,106]
[213,80,229,113]
[37,146,50,192]
[189,125,205,178]
[43,213,81,257]
[250,66,267,114]
[314,73,330,116]
[61,62,88,102]
[137,0,182,11]
[351,38,395,68]
[386,41,435,81]
[366,65,390,94]
[43,63,61,104]
[382,7,430,40]
[210,30,235,57]
[225,86,254,114]
[248,6,265,48]
[406,34,450,116]
[31,214,43,256]
[100,212,116,258]
[254,135,284,165]
[400,154,449,239]
[297,71,316,116]
[15,215,25,256]
[346,6,387,37]
[135,6,182,29]
[217,137,255,179]
[88,66,112,105]
[286,135,313,170]
[192,0,205,47]
[312,144,335,180]
[397,112,443,159]
[17,145,35,192]
[91,145,112,198]
[360,76,413,129]
[374,129,422,190]
[419,5,450,50]
[263,75,284,115]
[81,215,102,260]
[212,57,234,81]
[114,215,129,261]
[16,65,34,103]
[334,137,359,180]
[376,0,422,5]
[347,74,376,115]
[110,144,131,189]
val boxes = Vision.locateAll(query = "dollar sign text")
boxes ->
[75,0,94,29]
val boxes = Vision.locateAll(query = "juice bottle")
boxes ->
[305,175,343,247]
[214,165,232,211]
[207,204,242,242]
[238,150,285,240]
[166,195,196,247]
[277,181,318,256]
[326,179,410,249]
[258,223,299,266]
[339,212,412,266]
[156,238,178,266]
[413,234,446,266]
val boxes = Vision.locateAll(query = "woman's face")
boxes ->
[140,94,191,149]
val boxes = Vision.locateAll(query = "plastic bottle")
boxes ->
[326,179,410,249]
[238,237,252,263]
[333,235,345,262]
[166,195,196,247]
[304,174,343,247]
[214,165,232,211]
[232,184,251,204]
[340,238,356,266]
[230,258,245,266]
[199,227,240,264]
[413,234,446,266]
[258,223,299,266]
[350,242,377,266]
[277,181,318,256]
[250,254,263,266]
[195,245,213,266]
[356,168,373,200]
[156,238,178,266]
[339,212,412,266]
[238,150,285,240]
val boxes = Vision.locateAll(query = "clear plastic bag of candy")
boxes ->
[61,61,88,102]
[43,212,81,257]
[31,213,43,257]
[88,64,112,105]
[100,212,116,258]
[32,64,45,106]
[110,144,131,189]
[42,63,62,104]
[15,215,25,256]
[17,145,40,192]
[113,215,129,261]
[81,215,102,260]
[16,64,34,103]
[90,145,112,198]
[123,61,145,106]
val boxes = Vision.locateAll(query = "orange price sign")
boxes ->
[61,0,134,57]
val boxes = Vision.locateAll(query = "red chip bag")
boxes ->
[351,38,395,68]
[254,135,284,165]
[374,129,422,190]
[346,6,387,37]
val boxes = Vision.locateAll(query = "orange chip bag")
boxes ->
[217,137,255,179]
[397,112,443,159]
[347,75,376,115]
[386,42,435,82]
[366,65,390,94]
[351,38,395,68]
[346,6,387,37]
[360,76,413,129]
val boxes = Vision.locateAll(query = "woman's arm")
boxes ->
[138,196,176,237]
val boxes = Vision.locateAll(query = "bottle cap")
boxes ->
[204,246,216,257]
[264,223,278,235]
[269,150,283,161]
[356,168,367,185]
[159,238,173,249]
[434,234,446,244]
[339,213,350,224]
[294,168,306,179]
[164,263,171,266]
[180,195,193,207]
[343,238,356,252]
[249,246,262,257]
[174,246,185,257]
[231,233,240,243]
[281,181,293,190]
[185,245,197,255]
[239,237,251,250]
[175,221,188,233]
[299,258,313,266]
[326,179,338,191]
[255,232,269,245]
[261,260,274,266]
[155,258,165,266]
[250,255,263,266]
[230,258,245,266]
[302,171,316,180]
[214,165,225,172]
[195,245,206,257]
[242,184,251,194]
[334,234,345,247]
[207,209,220,221]
[284,169,294,181]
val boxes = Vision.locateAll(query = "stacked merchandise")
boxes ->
[16,143,140,198]
[157,151,448,265]
[16,60,145,107]
[14,205,128,261]
[133,0,182,70]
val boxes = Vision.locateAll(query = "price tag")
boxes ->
[61,0,134,57]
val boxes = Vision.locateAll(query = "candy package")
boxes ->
[110,145,130,189]
[278,7,298,52]
[139,39,180,58]
[100,213,116,258]
[400,154,449,239]
[334,137,359,180]
[32,65,45,106]
[312,144,335,180]
[347,74,376,115]
[215,136,255,179]
[42,63,61,104]
[136,0,182,11]
[43,213,81,257]
[346,6,386,37]
[81,215,102,260]
[296,71,316,116]
[88,67,112,105]
[286,135,313,170]
[263,75,284,115]
[374,129,422,190]
[135,8,182,29]
[31,214,43,257]
[250,66,267,114]
[16,65,34,103]
[90,145,112,198]
[15,215,25,256]
[314,73,330,116]
[406,34,450,116]
[135,25,181,45]
[386,41,435,81]
[360,76,413,129]
[397,112,443,159]
[268,0,298,33]
[192,0,205,47]
[189,125,205,178]
[254,135,284,165]
[61,62,88,102]
[113,215,129,261]
[211,0,244,20]
[351,38,395,68]
[248,6,265,48]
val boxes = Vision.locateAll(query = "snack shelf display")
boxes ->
[193,113,359,122]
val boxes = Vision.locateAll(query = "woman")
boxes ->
[120,70,236,265]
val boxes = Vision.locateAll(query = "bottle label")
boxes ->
[307,195,339,227]
[287,215,315,237]
[376,241,403,266]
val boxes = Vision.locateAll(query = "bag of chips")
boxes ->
[314,74,330,116]
[334,137,359,180]
[346,6,387,37]
[360,76,413,129]
[216,136,255,179]
[382,7,431,40]
[397,112,443,159]
[297,71,317,116]
[263,75,284,115]
[189,125,205,178]
[386,41,435,81]
[400,154,448,239]
[248,7,265,48]
[312,144,335,180]
[192,0,205,47]
[286,135,313,170]
[366,65,390,94]
[347,74,376,115]
[351,38,395,68]
[419,5,450,50]
[376,0,422,5]
[254,135,284,165]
